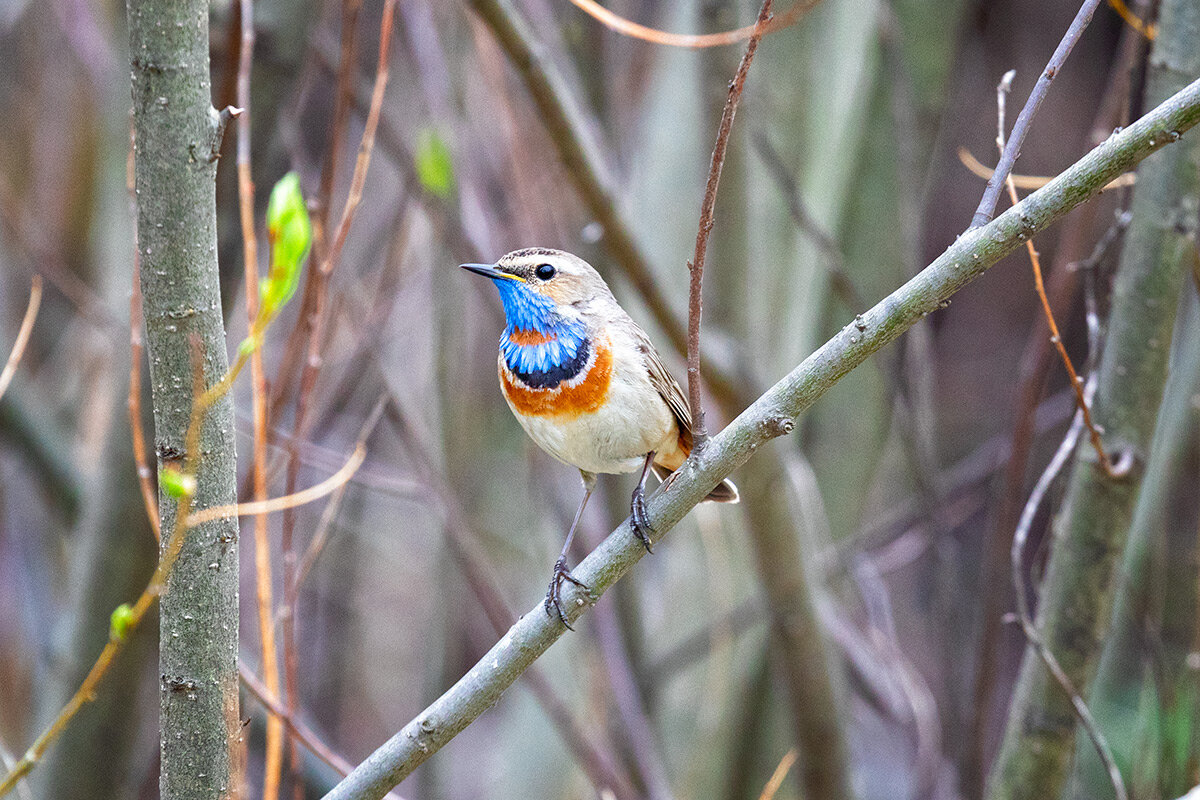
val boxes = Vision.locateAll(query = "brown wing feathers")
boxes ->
[639,335,739,503]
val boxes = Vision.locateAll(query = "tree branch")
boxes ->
[969,0,1104,227]
[687,0,772,448]
[686,0,768,450]
[986,1,1200,796]
[320,73,1200,800]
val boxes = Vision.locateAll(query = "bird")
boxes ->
[462,247,738,628]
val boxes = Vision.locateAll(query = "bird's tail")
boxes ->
[651,463,739,504]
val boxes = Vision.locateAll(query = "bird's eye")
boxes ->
[535,263,556,281]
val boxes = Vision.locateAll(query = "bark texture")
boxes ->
[127,0,241,796]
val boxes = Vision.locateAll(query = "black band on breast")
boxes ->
[510,336,591,389]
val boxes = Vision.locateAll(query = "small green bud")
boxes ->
[263,172,311,319]
[159,467,195,499]
[414,129,455,199]
[109,603,135,642]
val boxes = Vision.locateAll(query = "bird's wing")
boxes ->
[636,330,694,455]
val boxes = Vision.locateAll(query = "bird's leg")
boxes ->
[630,452,656,553]
[546,472,595,629]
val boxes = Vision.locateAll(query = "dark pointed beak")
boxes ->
[460,263,498,278]
[460,263,523,282]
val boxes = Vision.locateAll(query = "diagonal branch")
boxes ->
[320,74,1200,800]
[0,275,42,404]
[970,0,1105,228]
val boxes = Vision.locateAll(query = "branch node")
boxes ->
[1105,446,1137,479]
[209,105,242,161]
[763,414,795,438]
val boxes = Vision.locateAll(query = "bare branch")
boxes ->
[567,0,821,48]
[970,0,1104,228]
[319,74,1200,800]
[687,0,772,448]
[0,275,42,404]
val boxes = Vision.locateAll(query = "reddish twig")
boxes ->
[277,3,362,795]
[686,0,772,448]
[264,0,361,431]
[970,0,1105,228]
[0,276,42,405]
[965,11,1148,789]
[758,749,798,800]
[126,121,159,539]
[995,71,1121,478]
[128,264,158,538]
[280,4,395,796]
[324,0,395,269]
[231,1,285,796]
[567,0,821,48]
[237,662,407,800]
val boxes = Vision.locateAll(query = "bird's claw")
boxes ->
[631,485,654,553]
[545,557,589,630]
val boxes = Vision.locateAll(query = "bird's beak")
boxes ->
[460,263,525,282]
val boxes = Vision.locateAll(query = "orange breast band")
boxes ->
[507,328,556,345]
[502,337,613,417]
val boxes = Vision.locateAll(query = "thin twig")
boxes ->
[0,276,42,404]
[970,0,1105,228]
[965,10,1148,787]
[687,0,772,448]
[0,336,251,797]
[186,444,365,527]
[280,4,391,795]
[0,741,31,800]
[239,662,357,779]
[292,397,387,591]
[237,662,408,800]
[320,77,1200,800]
[1010,376,1129,800]
[232,1,284,796]
[753,134,868,312]
[958,147,1136,191]
[567,0,822,48]
[1107,0,1157,38]
[126,120,159,539]
[757,749,798,800]
[387,400,641,800]
[324,0,396,273]
[995,71,1121,478]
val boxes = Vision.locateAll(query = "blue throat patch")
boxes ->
[491,278,589,388]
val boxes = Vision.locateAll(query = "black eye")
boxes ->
[534,263,556,281]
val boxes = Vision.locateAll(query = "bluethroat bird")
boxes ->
[462,248,739,628]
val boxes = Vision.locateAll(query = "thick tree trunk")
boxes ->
[127,1,241,796]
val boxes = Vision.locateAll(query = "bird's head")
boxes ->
[461,248,612,333]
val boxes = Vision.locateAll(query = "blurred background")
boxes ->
[0,0,1195,798]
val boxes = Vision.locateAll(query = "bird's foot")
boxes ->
[545,557,589,630]
[631,485,654,553]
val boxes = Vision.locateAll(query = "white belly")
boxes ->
[502,336,680,475]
